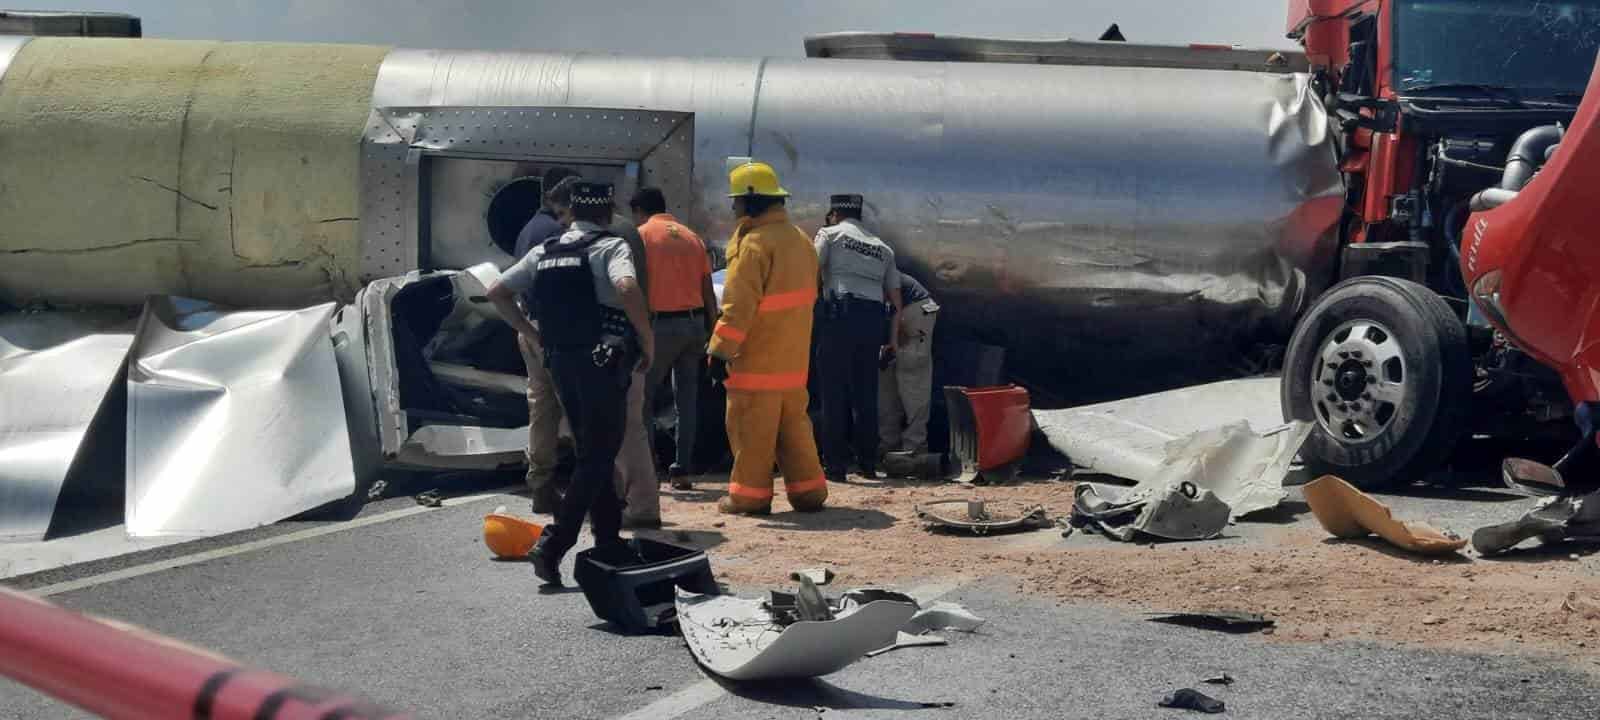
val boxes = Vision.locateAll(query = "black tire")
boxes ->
[1281,276,1472,490]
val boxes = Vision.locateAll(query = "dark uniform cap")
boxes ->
[829,194,864,212]
[571,181,614,207]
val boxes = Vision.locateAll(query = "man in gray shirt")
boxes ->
[813,194,903,482]
[486,180,653,586]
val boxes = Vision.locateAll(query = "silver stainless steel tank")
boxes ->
[368,48,1343,398]
[0,39,1341,399]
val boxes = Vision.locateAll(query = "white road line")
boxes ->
[611,578,970,720]
[29,489,516,597]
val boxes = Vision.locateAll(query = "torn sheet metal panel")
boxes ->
[676,589,917,681]
[1036,377,1285,483]
[0,311,134,541]
[125,297,354,538]
[1304,475,1467,555]
[1146,420,1312,518]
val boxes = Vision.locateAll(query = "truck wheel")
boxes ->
[1282,276,1472,489]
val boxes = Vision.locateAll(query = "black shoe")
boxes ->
[668,464,693,491]
[529,537,563,586]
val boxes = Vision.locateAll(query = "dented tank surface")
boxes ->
[0,39,1342,400]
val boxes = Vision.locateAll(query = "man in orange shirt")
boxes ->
[632,187,718,490]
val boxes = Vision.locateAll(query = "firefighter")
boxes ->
[511,167,579,514]
[813,194,902,483]
[486,180,654,586]
[880,273,938,456]
[709,161,827,515]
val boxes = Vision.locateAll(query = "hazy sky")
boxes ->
[21,0,1300,54]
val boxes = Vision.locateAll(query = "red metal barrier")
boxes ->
[0,588,411,720]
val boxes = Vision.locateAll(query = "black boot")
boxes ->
[528,533,565,586]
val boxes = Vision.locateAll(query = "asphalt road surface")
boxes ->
[3,470,1599,719]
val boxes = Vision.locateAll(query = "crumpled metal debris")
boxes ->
[1147,610,1274,634]
[915,499,1049,535]
[1473,488,1600,556]
[1071,481,1232,542]
[864,631,949,657]
[676,588,918,681]
[1304,476,1467,555]
[904,602,986,634]
[413,490,444,508]
[125,297,355,538]
[1203,673,1235,686]
[0,309,134,542]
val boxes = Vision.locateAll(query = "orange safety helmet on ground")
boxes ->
[483,507,543,559]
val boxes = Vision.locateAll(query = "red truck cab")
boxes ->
[1281,1,1600,489]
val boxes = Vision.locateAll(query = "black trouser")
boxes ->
[542,345,633,558]
[815,297,886,476]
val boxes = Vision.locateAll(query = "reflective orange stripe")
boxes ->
[714,323,747,343]
[728,483,775,500]
[725,370,808,391]
[758,288,817,313]
[785,476,827,495]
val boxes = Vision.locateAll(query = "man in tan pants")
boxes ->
[512,170,579,514]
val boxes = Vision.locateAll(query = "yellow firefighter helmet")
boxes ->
[727,161,790,198]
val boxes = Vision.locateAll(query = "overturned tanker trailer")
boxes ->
[0,34,1341,396]
[0,33,1341,531]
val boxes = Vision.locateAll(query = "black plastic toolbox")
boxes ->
[573,538,718,634]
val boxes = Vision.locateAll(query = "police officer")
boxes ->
[880,273,938,456]
[485,180,654,586]
[813,194,902,483]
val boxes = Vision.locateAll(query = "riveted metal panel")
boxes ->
[359,104,694,277]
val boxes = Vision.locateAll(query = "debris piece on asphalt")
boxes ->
[865,631,949,657]
[367,478,389,500]
[1071,480,1231,542]
[1472,489,1600,556]
[915,499,1049,535]
[789,567,836,586]
[1147,610,1275,634]
[413,490,443,508]
[1203,673,1235,686]
[645,685,664,691]
[1159,688,1226,713]
[676,588,917,680]
[904,602,986,634]
[1303,476,1467,555]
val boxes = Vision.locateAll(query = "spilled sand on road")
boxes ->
[645,476,1600,665]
